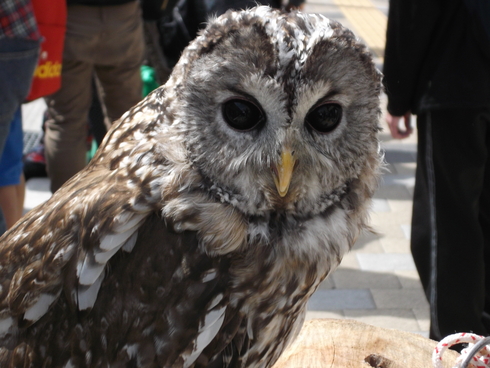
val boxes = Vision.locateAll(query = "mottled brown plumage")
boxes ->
[0,7,382,367]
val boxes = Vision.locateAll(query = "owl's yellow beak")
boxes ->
[272,149,296,197]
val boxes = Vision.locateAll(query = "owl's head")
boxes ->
[164,6,382,218]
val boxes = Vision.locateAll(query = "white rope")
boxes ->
[433,333,490,368]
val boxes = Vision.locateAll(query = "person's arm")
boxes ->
[383,0,441,116]
[386,111,412,139]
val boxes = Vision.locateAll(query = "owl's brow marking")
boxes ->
[311,90,341,107]
[225,86,263,105]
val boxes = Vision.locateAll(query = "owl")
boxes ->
[0,6,382,368]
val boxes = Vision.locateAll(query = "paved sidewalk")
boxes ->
[21,0,427,338]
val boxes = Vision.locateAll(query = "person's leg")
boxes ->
[16,174,25,220]
[0,38,40,234]
[95,62,143,124]
[0,38,40,152]
[413,108,489,340]
[0,108,27,230]
[44,59,93,192]
[0,174,25,229]
[94,2,144,125]
[480,110,490,331]
[89,77,108,146]
[43,4,107,193]
[411,113,431,294]
[411,113,448,340]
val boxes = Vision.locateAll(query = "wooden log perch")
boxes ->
[273,319,460,368]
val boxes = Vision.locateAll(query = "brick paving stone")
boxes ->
[374,183,413,201]
[356,253,416,272]
[372,198,390,212]
[308,289,376,310]
[413,308,431,332]
[385,199,412,215]
[351,237,385,253]
[344,309,421,332]
[317,276,336,290]
[331,268,402,289]
[305,311,345,320]
[393,162,416,176]
[381,175,416,190]
[394,270,423,289]
[379,238,410,254]
[400,224,411,239]
[371,289,429,309]
[339,252,361,269]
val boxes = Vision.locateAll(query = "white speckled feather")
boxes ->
[24,292,60,322]
[182,305,227,368]
[77,271,105,311]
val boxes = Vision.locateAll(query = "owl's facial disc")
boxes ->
[271,147,297,197]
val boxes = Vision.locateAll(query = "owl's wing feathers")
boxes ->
[0,175,152,329]
[0,92,174,332]
[0,90,245,365]
[181,303,227,368]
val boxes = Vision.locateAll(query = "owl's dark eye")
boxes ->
[222,99,264,131]
[306,103,342,133]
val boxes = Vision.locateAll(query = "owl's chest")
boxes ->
[224,226,334,367]
[236,213,340,290]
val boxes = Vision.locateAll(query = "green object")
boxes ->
[86,138,99,163]
[141,65,160,97]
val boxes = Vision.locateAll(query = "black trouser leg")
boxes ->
[411,107,490,340]
[481,118,490,331]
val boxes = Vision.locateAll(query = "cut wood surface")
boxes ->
[273,319,460,368]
